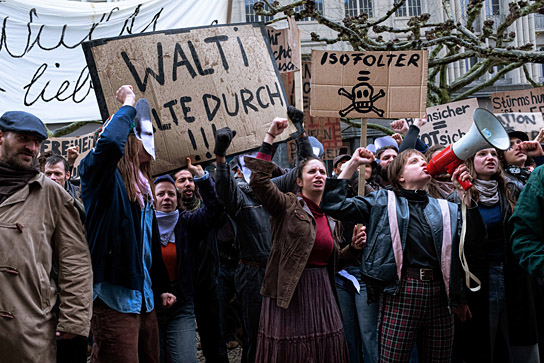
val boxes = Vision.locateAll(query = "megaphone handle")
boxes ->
[459,177,472,190]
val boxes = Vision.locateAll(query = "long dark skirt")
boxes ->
[255,266,349,363]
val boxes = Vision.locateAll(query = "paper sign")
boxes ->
[419,98,480,147]
[491,87,544,114]
[83,23,294,175]
[266,17,301,73]
[288,112,343,162]
[494,112,544,140]
[40,132,96,177]
[310,50,428,119]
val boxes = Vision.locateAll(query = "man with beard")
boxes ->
[174,167,229,363]
[0,111,92,362]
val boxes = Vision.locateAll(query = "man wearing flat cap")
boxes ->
[0,111,92,362]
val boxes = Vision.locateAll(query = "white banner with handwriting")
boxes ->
[0,0,228,123]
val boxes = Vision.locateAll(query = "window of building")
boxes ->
[464,56,478,72]
[395,0,422,17]
[484,0,500,16]
[345,0,373,18]
[245,0,273,23]
[293,0,324,21]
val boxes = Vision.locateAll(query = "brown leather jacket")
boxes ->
[245,157,360,309]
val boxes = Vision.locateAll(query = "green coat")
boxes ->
[510,164,544,277]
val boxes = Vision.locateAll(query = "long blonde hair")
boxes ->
[117,134,154,202]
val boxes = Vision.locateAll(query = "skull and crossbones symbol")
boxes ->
[338,71,385,117]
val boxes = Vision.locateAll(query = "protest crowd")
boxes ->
[3,81,544,363]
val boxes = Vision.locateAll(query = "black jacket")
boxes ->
[214,136,313,263]
[449,189,539,362]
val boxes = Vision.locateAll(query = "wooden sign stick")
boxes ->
[357,119,367,232]
[358,119,368,196]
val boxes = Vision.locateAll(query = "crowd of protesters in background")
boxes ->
[2,84,544,363]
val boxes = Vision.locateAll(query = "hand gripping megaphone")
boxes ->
[427,108,510,189]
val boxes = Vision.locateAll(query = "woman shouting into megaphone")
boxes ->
[321,147,475,363]
[447,148,541,363]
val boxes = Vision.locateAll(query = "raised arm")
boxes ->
[213,127,245,216]
[321,148,376,224]
[391,118,429,153]
[79,85,136,190]
[246,156,291,217]
[182,158,222,231]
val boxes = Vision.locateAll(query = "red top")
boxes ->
[256,152,272,161]
[161,243,178,281]
[302,195,334,266]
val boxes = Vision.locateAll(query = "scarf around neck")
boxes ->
[474,179,499,206]
[0,160,39,204]
[156,209,179,246]
[182,196,201,212]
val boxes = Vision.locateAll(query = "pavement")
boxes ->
[196,332,242,363]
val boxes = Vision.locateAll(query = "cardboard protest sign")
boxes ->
[310,50,428,119]
[419,98,480,147]
[288,112,343,163]
[491,87,544,114]
[494,112,544,140]
[40,132,96,177]
[281,72,296,106]
[302,61,311,110]
[83,23,294,175]
[266,17,301,73]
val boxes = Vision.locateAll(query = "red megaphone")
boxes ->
[427,108,509,190]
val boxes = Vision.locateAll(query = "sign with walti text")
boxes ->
[40,132,96,178]
[491,87,544,114]
[419,98,480,147]
[494,112,544,140]
[0,0,229,123]
[310,50,428,119]
[83,23,294,175]
[266,17,300,73]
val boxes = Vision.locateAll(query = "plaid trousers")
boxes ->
[377,277,454,363]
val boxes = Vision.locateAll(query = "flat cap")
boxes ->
[504,126,529,142]
[0,111,48,140]
[333,154,351,168]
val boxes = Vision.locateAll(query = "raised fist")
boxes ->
[214,127,237,157]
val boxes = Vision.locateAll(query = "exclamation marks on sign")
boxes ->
[187,125,217,161]
[201,127,212,159]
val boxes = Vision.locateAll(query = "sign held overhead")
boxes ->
[83,23,293,175]
[310,50,428,119]
[419,98,480,147]
[494,112,544,140]
[266,17,301,73]
[491,87,544,114]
